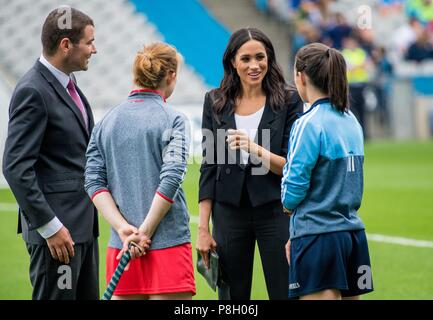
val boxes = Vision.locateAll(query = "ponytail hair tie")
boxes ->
[326,48,331,57]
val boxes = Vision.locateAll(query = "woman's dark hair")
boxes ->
[213,28,288,120]
[295,42,349,112]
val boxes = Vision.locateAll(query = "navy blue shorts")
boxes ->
[288,230,374,298]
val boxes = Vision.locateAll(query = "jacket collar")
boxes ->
[34,60,93,137]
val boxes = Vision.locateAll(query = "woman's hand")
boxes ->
[196,227,217,269]
[117,223,138,243]
[226,129,260,155]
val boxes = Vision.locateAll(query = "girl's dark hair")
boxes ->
[213,28,287,119]
[295,42,349,112]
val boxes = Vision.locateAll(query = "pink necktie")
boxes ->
[67,79,88,130]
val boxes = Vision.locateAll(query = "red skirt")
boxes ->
[106,242,196,296]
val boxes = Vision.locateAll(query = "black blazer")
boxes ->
[199,89,304,207]
[2,60,99,245]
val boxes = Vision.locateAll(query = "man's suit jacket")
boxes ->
[199,89,304,208]
[2,60,99,245]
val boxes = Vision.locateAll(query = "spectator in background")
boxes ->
[342,35,375,137]
[292,20,323,58]
[301,0,335,29]
[372,46,394,126]
[406,0,433,26]
[406,28,433,62]
[391,17,423,62]
[379,0,405,15]
[255,0,269,14]
[355,28,376,57]
[324,12,353,49]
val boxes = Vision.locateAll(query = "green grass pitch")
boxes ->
[0,141,432,299]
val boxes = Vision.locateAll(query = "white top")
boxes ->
[234,106,265,164]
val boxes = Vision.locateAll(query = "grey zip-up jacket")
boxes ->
[84,90,191,250]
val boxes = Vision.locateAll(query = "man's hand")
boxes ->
[46,226,75,264]
[285,240,291,266]
[196,227,217,269]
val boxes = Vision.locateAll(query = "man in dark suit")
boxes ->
[2,7,99,299]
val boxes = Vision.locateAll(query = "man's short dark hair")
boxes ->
[41,7,94,56]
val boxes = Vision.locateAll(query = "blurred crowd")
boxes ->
[255,0,433,137]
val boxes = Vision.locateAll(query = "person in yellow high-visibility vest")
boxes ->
[406,0,433,25]
[342,36,374,138]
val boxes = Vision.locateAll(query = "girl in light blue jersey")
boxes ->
[281,42,373,300]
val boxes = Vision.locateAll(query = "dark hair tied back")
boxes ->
[295,42,349,113]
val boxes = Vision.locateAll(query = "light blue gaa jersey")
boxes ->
[281,98,365,240]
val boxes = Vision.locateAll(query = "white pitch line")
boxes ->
[1,203,432,249]
[0,203,18,212]
[366,233,433,248]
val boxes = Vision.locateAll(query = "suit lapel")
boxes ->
[219,109,236,130]
[35,61,90,137]
[218,108,241,167]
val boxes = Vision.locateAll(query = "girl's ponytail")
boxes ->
[327,48,349,112]
[295,43,350,113]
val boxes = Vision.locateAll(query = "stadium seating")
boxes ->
[0,70,13,187]
[130,0,230,88]
[0,0,210,114]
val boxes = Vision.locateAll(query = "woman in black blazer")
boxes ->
[197,28,303,300]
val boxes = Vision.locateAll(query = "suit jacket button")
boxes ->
[225,168,231,174]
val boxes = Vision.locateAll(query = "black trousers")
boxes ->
[212,188,289,300]
[26,238,99,300]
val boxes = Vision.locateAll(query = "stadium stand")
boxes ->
[131,0,231,88]
[0,0,227,176]
[0,0,235,185]
[255,0,433,140]
[0,68,13,187]
[0,0,211,111]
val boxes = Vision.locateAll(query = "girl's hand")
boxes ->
[285,240,291,266]
[118,231,151,260]
[117,223,138,243]
[116,231,151,271]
